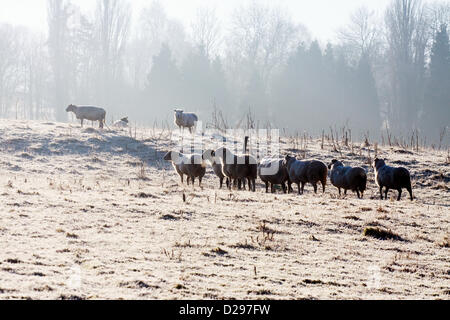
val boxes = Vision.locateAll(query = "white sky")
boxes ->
[0,0,398,41]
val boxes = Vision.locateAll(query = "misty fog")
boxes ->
[0,0,449,145]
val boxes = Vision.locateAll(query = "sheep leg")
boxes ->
[356,190,361,199]
[301,182,305,194]
[198,177,202,187]
[191,177,195,188]
[180,174,184,184]
[313,183,318,194]
[344,189,347,196]
[384,187,389,200]
[81,119,84,128]
[271,183,275,193]
[265,182,269,193]
[397,189,402,201]
[379,186,384,200]
[219,177,223,189]
[252,179,256,192]
[281,182,287,194]
[226,178,230,189]
[407,186,413,201]
[297,183,301,195]
[338,188,341,196]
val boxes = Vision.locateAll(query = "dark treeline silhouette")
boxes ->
[0,0,448,144]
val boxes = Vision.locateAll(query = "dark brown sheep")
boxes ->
[284,155,327,194]
[164,151,206,187]
[214,147,257,192]
[328,160,367,199]
[258,158,291,193]
[373,158,413,201]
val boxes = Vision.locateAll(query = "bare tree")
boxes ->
[427,1,450,34]
[226,2,308,91]
[338,6,382,62]
[95,0,131,109]
[384,0,431,132]
[47,0,74,121]
[0,24,20,117]
[191,7,222,59]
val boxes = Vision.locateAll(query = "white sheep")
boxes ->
[164,151,206,187]
[66,104,106,129]
[114,117,129,128]
[174,109,198,133]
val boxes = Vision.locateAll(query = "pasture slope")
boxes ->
[0,119,448,300]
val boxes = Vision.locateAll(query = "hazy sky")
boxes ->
[0,0,396,41]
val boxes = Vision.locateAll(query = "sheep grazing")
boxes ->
[164,151,206,187]
[284,155,327,194]
[202,149,229,189]
[328,160,367,199]
[258,158,290,193]
[213,147,257,192]
[66,104,106,129]
[373,158,413,201]
[174,109,198,134]
[114,117,129,128]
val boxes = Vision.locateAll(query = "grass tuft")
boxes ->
[363,227,404,241]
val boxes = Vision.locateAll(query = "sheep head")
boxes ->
[66,104,76,113]
[373,158,385,170]
[202,149,216,163]
[328,159,343,170]
[164,151,185,164]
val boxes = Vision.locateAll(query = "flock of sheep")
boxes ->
[65,104,414,201]
[167,110,414,201]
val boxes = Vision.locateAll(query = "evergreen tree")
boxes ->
[180,46,211,115]
[210,57,229,111]
[353,54,381,137]
[146,44,181,119]
[423,24,450,142]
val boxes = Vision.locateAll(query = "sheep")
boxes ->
[328,159,367,199]
[202,149,230,189]
[213,147,257,192]
[66,104,106,129]
[284,155,327,194]
[163,151,206,187]
[114,117,129,128]
[174,109,198,134]
[258,157,291,193]
[373,158,413,201]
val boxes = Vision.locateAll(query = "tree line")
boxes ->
[0,0,448,144]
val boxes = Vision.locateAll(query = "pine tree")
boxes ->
[423,24,450,142]
[353,54,381,137]
[146,44,181,118]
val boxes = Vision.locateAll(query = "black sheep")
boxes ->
[328,159,367,199]
[373,158,413,201]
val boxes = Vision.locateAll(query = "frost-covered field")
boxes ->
[0,119,448,300]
